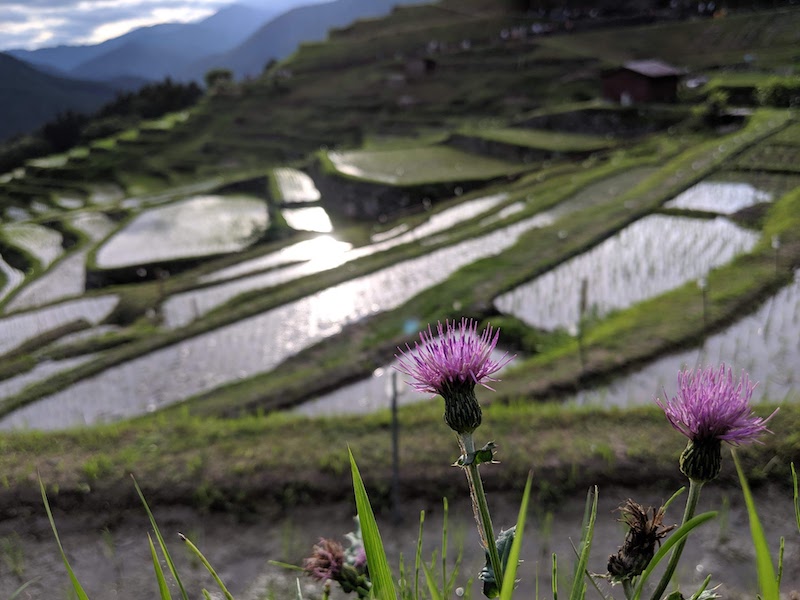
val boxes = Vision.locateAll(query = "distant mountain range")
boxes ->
[0,0,428,141]
[0,53,117,141]
[190,0,432,80]
[8,4,273,82]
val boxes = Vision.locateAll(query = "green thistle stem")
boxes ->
[459,433,504,595]
[649,479,704,600]
[622,578,634,600]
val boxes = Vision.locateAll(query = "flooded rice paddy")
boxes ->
[5,213,116,312]
[569,270,800,408]
[0,296,118,356]
[494,214,759,332]
[664,181,772,214]
[271,167,321,203]
[95,195,268,269]
[281,206,333,232]
[0,211,565,429]
[163,193,507,328]
[0,256,25,303]
[3,222,63,269]
[5,250,93,311]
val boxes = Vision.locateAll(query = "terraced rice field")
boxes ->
[664,181,772,214]
[5,213,116,311]
[0,295,118,356]
[494,214,759,332]
[282,206,333,232]
[165,193,508,327]
[271,167,321,203]
[325,146,526,185]
[570,270,800,407]
[0,257,25,303]
[2,211,564,429]
[460,127,613,152]
[95,195,269,269]
[2,223,63,269]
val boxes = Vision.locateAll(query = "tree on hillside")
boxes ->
[205,68,234,91]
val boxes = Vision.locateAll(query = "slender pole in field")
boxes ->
[772,234,781,275]
[577,278,588,372]
[698,277,708,328]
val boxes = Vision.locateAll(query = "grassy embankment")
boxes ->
[2,395,796,517]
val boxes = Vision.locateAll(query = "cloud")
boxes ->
[0,0,230,50]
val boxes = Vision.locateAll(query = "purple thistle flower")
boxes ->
[656,364,778,482]
[395,318,512,434]
[304,538,345,582]
[656,364,776,445]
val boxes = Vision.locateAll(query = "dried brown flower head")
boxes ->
[607,499,677,581]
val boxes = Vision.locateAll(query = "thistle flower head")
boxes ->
[395,318,512,434]
[607,499,676,581]
[656,364,778,482]
[304,538,345,582]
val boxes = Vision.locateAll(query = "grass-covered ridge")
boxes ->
[8,398,798,516]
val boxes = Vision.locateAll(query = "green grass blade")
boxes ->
[687,574,712,600]
[552,553,559,600]
[568,486,598,600]
[295,578,304,600]
[39,476,90,600]
[632,512,717,600]
[792,463,799,533]
[662,487,686,512]
[9,579,38,600]
[499,473,533,600]
[732,451,779,600]
[423,561,445,600]
[132,475,189,600]
[148,533,173,600]
[442,498,449,597]
[349,448,397,600]
[202,590,212,600]
[776,537,784,589]
[415,510,424,600]
[180,533,234,600]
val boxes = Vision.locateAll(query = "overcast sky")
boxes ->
[0,0,310,51]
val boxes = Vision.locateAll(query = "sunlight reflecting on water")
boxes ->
[282,206,333,232]
[494,215,759,332]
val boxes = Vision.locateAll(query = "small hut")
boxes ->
[602,60,683,104]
